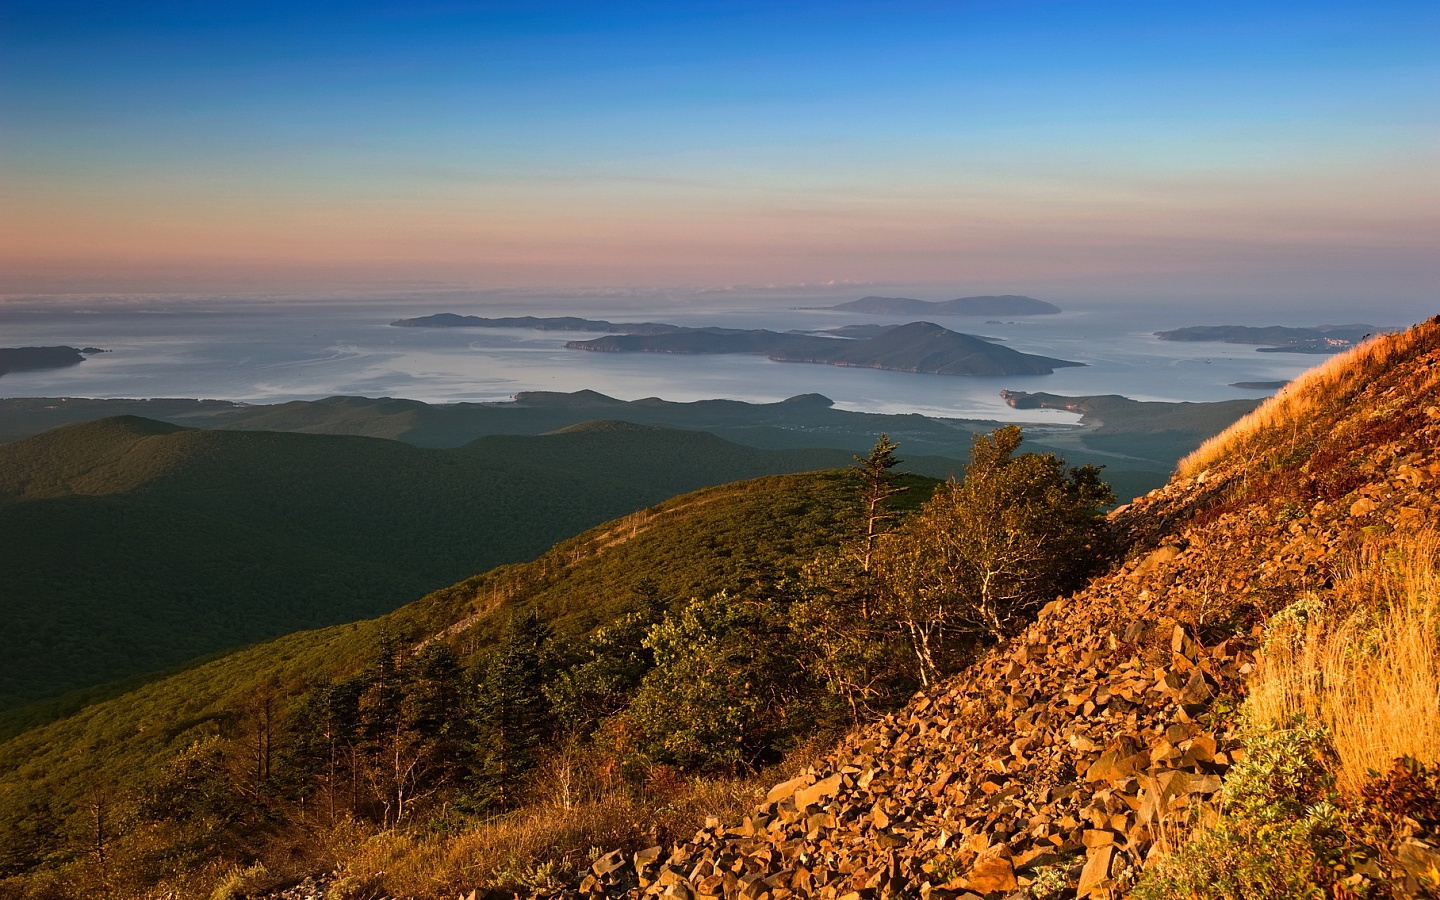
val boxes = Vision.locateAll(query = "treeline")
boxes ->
[0,427,1115,899]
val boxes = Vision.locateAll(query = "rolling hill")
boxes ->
[0,417,863,712]
[0,467,933,892]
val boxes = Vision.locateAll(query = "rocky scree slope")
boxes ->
[548,318,1440,900]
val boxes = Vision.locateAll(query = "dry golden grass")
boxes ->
[323,775,766,900]
[1177,317,1440,479]
[1249,529,1440,793]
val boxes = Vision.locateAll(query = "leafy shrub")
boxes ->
[1133,725,1340,900]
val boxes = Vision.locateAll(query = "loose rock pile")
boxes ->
[544,321,1440,900]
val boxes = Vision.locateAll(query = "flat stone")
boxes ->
[1076,845,1115,898]
[1350,497,1378,516]
[966,855,1017,894]
[794,773,843,810]
[767,775,811,805]
[1398,838,1440,885]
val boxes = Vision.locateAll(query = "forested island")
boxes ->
[388,312,1072,375]
[568,321,1081,375]
[1154,324,1382,353]
[0,346,104,377]
[390,313,680,333]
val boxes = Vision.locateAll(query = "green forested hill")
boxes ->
[0,469,919,891]
[0,417,862,712]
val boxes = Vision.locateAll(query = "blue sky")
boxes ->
[2,1,1437,299]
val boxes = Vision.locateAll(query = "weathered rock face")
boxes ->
[542,319,1440,900]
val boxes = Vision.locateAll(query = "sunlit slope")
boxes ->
[0,469,916,853]
[0,417,857,711]
[541,316,1440,900]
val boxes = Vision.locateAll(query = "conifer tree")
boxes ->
[401,641,472,797]
[469,612,554,809]
[853,433,906,576]
[790,434,914,721]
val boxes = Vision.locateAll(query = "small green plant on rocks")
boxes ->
[1132,723,1346,900]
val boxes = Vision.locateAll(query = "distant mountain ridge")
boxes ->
[0,387,1255,479]
[828,294,1062,316]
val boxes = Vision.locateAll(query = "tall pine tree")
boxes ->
[468,612,554,809]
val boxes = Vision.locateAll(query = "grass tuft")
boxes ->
[1248,531,1440,792]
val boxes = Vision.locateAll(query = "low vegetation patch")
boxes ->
[1135,528,1440,899]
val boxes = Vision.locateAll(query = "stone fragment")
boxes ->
[966,855,1017,894]
[1076,845,1115,898]
[593,850,626,876]
[794,773,843,810]
[1397,837,1440,888]
[767,775,811,804]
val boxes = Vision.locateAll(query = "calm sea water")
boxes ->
[0,290,1411,423]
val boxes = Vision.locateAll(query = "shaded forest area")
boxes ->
[0,429,1117,899]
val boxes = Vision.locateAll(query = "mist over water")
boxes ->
[0,290,1417,422]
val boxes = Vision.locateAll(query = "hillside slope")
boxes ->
[551,318,1440,899]
[0,418,858,712]
[0,469,919,893]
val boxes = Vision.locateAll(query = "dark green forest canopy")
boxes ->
[0,469,917,854]
[0,417,872,713]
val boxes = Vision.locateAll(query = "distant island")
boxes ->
[1154,324,1382,354]
[800,323,1001,342]
[1231,380,1289,390]
[826,295,1062,316]
[569,321,1080,376]
[0,346,105,378]
[390,313,680,334]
